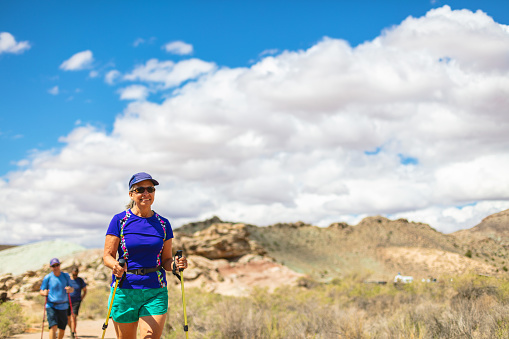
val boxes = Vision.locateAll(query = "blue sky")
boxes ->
[1,1,509,246]
[3,0,508,175]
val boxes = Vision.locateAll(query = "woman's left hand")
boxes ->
[175,256,188,270]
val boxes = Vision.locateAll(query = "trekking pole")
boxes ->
[101,258,126,339]
[172,250,189,339]
[68,292,77,339]
[41,295,47,339]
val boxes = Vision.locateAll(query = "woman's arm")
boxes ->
[103,235,126,278]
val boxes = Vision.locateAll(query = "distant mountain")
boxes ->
[3,210,507,288]
[0,240,85,275]
[175,212,506,282]
[454,209,509,240]
[451,209,509,272]
[3,210,509,302]
[0,245,17,252]
[246,216,496,281]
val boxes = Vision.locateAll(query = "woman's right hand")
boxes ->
[112,261,127,278]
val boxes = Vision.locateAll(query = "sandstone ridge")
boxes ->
[3,210,509,302]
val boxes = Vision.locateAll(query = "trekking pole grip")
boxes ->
[176,250,183,272]
[118,258,126,287]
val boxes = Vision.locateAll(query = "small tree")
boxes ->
[465,249,472,258]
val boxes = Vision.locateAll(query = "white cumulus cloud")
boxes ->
[1,6,509,247]
[60,50,94,71]
[123,58,216,88]
[48,86,59,95]
[133,38,145,47]
[163,40,193,55]
[105,70,121,85]
[118,85,150,101]
[0,32,31,54]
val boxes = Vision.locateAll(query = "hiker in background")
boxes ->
[103,172,188,338]
[40,258,73,339]
[67,266,87,338]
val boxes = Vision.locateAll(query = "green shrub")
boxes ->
[0,301,26,338]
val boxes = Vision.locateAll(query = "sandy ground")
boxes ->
[9,319,117,339]
[378,246,497,277]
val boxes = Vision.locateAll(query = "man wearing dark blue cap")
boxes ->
[40,258,73,339]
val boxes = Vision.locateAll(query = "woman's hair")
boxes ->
[125,199,135,210]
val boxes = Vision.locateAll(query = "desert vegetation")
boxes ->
[159,273,509,338]
[0,301,26,338]
[4,272,509,338]
[4,211,509,338]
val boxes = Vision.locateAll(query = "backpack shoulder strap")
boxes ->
[119,210,132,260]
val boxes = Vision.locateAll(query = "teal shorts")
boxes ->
[109,287,168,323]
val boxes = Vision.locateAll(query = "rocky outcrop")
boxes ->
[328,222,349,229]
[0,249,108,302]
[269,221,312,229]
[0,270,45,301]
[1,222,302,300]
[174,223,266,260]
[177,216,224,235]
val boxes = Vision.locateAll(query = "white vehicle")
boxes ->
[394,273,413,284]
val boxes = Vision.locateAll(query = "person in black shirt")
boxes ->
[67,267,87,338]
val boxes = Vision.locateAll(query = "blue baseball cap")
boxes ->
[50,258,60,266]
[129,172,159,190]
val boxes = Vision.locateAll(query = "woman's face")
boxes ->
[129,179,156,208]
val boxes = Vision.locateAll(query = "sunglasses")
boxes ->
[51,264,60,268]
[130,186,156,194]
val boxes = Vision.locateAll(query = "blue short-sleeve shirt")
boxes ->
[40,272,72,310]
[106,209,173,289]
[69,277,86,302]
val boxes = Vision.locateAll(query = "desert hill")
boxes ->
[173,213,504,283]
[2,210,509,303]
[452,209,509,271]
[454,209,509,240]
[246,216,474,280]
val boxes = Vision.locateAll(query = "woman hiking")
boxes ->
[103,172,188,338]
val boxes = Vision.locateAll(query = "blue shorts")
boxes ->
[109,287,168,323]
[46,307,68,330]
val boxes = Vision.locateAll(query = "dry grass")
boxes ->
[78,285,111,320]
[163,273,509,339]
[7,273,509,338]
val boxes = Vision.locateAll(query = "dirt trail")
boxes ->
[10,319,116,339]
